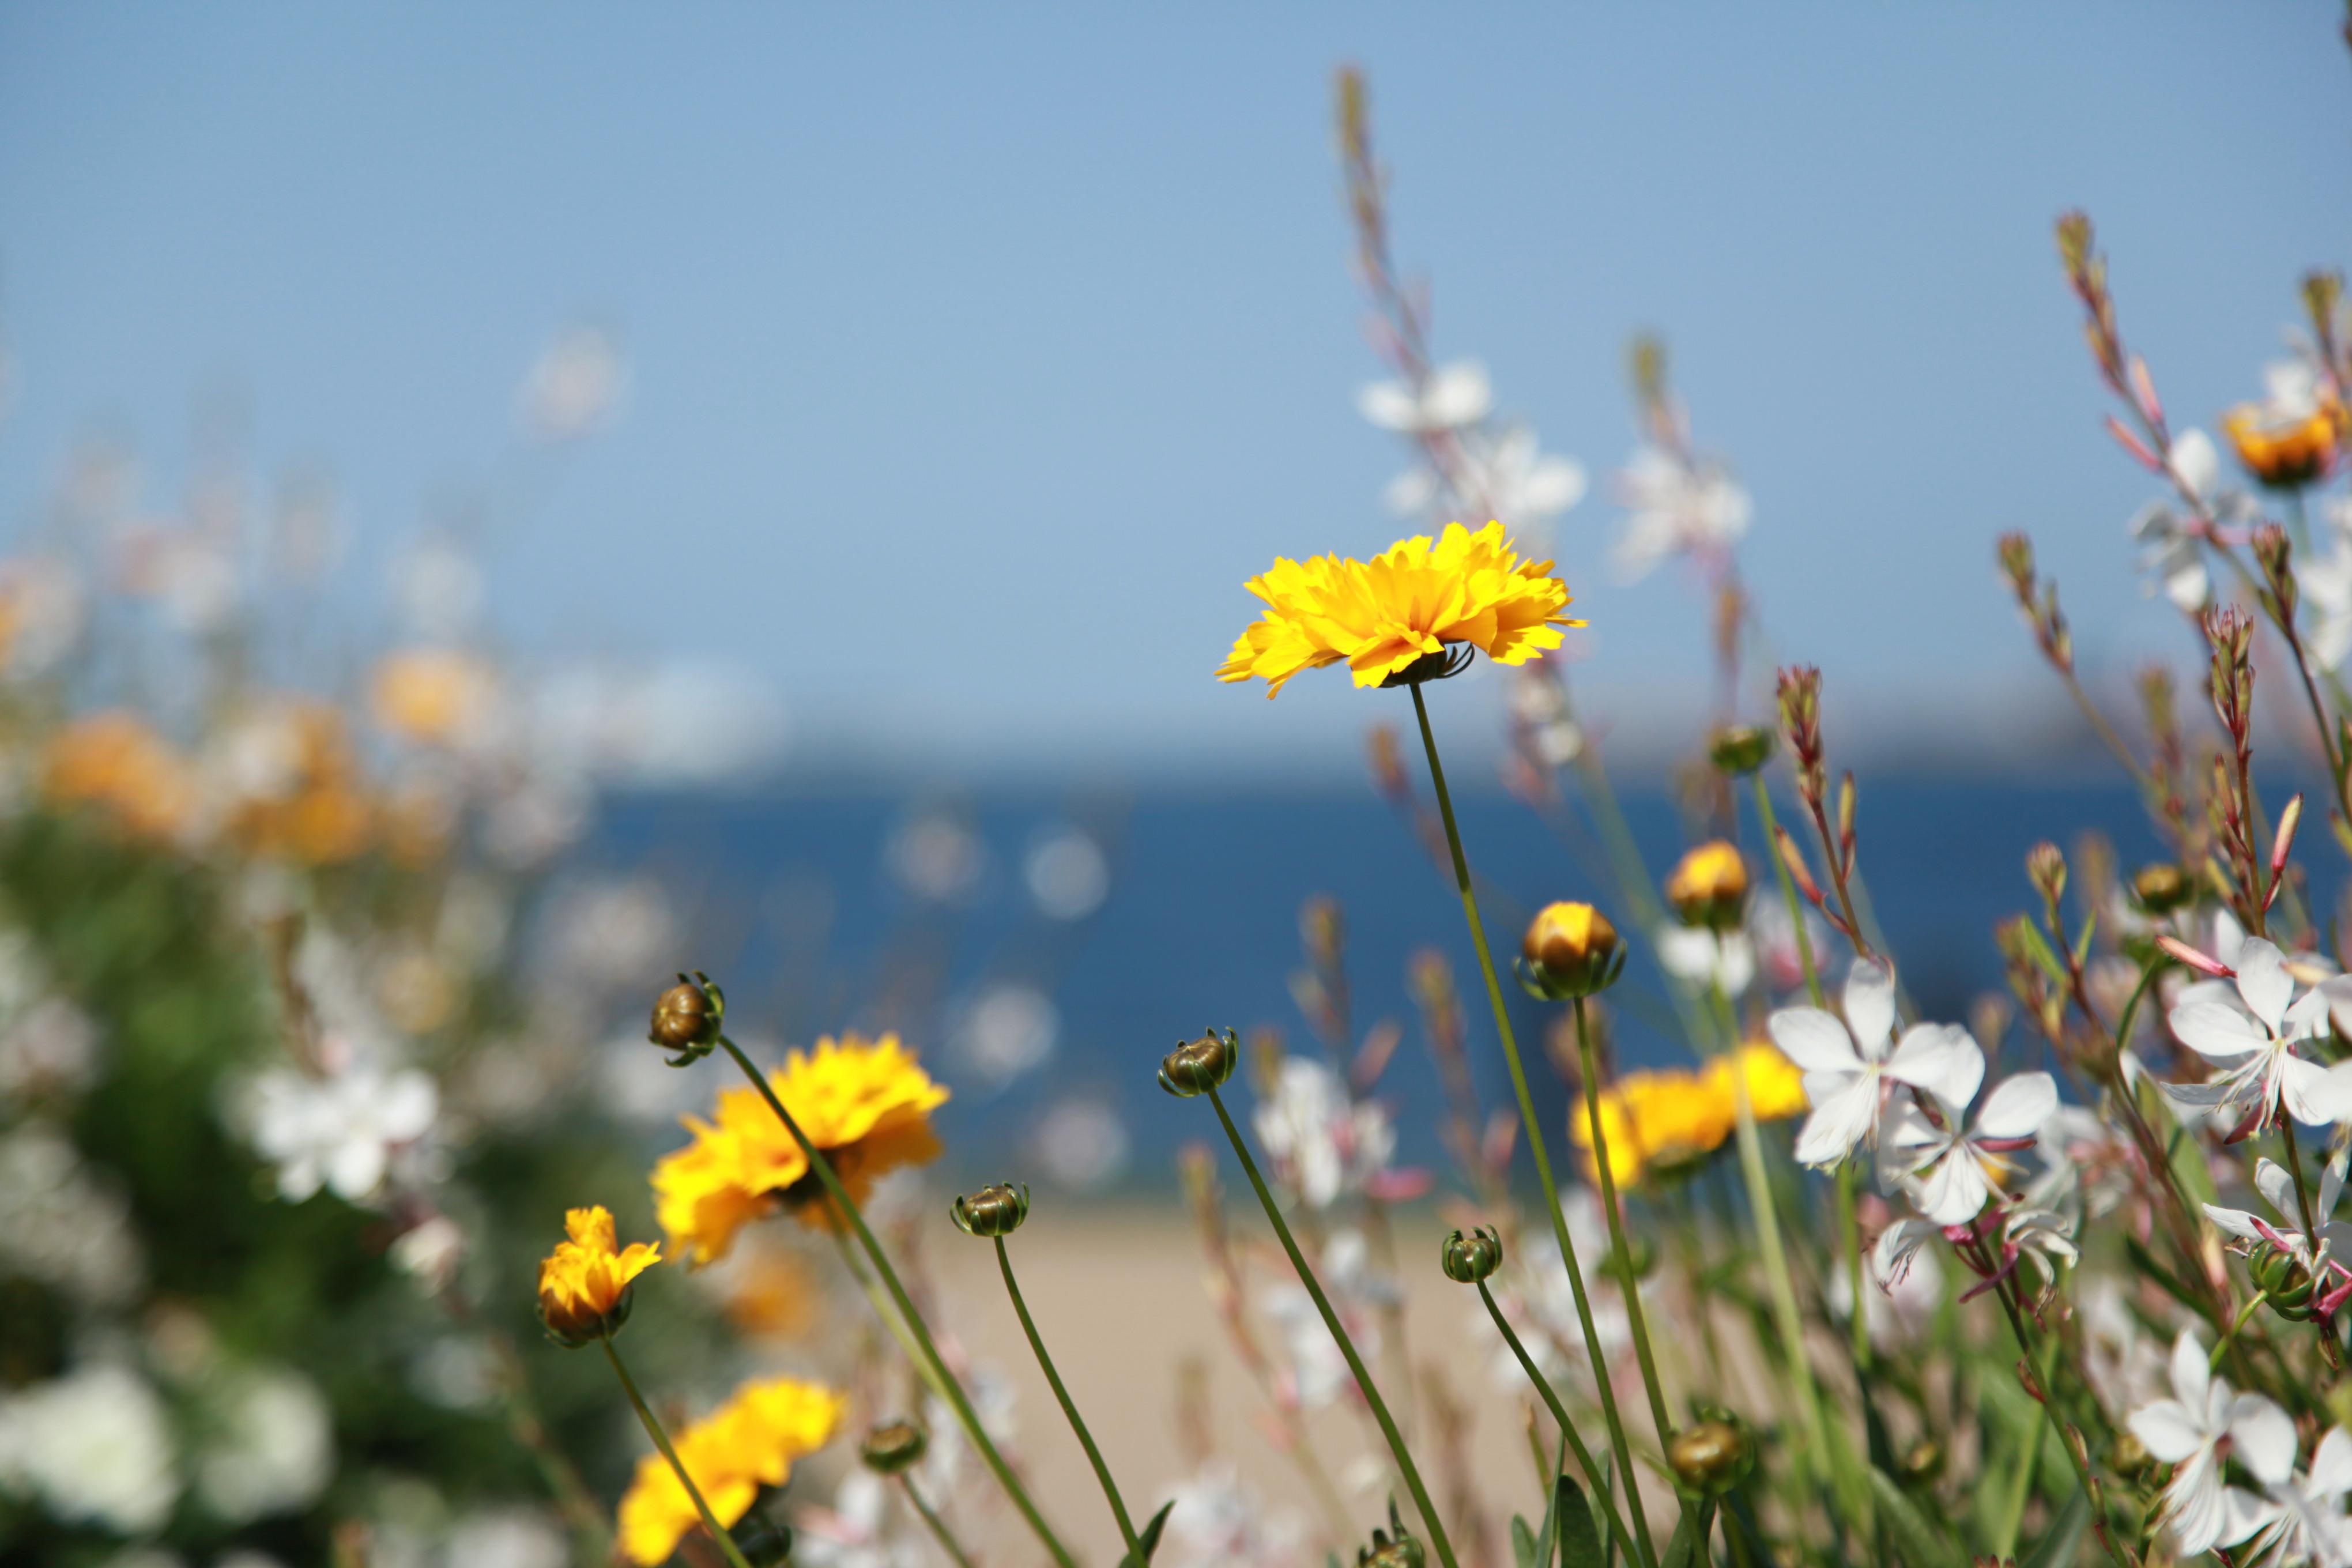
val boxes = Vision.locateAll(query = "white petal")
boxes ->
[2237,939,2296,1031]
[1769,1008,1864,1074]
[2202,1203,2268,1244]
[2216,1486,2281,1550]
[1842,958,1897,1054]
[1975,1072,2058,1139]
[1910,1149,1993,1227]
[1714,934,1756,996]
[2283,1053,2349,1128]
[2173,428,2220,499]
[2170,1000,2269,1061]
[1355,381,1418,432]
[1657,925,1718,983]
[2171,1327,2214,1409]
[2308,1427,2352,1497]
[1423,361,1492,428]
[2321,977,2352,1041]
[1794,1075,1880,1169]
[2256,1158,2301,1220]
[1884,1024,1981,1105]
[2129,1400,2211,1464]
[2215,908,2248,967]
[2230,1393,2299,1487]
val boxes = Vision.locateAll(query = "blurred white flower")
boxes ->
[389,1215,468,1292]
[1357,361,1491,434]
[0,1124,144,1306]
[0,1362,182,1534]
[0,993,101,1100]
[1612,445,1750,581]
[1476,1193,1630,1390]
[244,1057,437,1203]
[1507,666,1582,766]
[1023,827,1110,921]
[952,982,1058,1084]
[1251,1057,1400,1209]
[2128,501,2211,613]
[532,661,785,787]
[1157,1462,1308,1568]
[793,1471,922,1568]
[1029,1095,1130,1191]
[2172,428,2222,500]
[1387,425,1586,536]
[886,811,985,903]
[194,1363,333,1524]
[123,527,239,635]
[1841,1228,1942,1350]
[1259,1230,1393,1409]
[443,1506,569,1568]
[1657,927,1755,997]
[391,535,487,643]
[518,322,628,442]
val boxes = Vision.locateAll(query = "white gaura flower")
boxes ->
[2162,937,2350,1132]
[1386,426,1587,534]
[1841,1226,1943,1348]
[1356,361,1492,435]
[1611,444,1751,582]
[2129,500,2211,612]
[2000,1205,2080,1292]
[1770,958,1978,1169]
[2128,1329,2294,1558]
[244,1058,438,1203]
[1657,927,1755,997]
[1252,1058,1407,1209]
[1259,1230,1394,1409]
[793,1469,922,1568]
[0,1362,182,1534]
[193,1362,333,1524]
[1882,1054,2059,1226]
[2251,1425,2352,1568]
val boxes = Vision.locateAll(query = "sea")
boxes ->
[590,777,2309,1198]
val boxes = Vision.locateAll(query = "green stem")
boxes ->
[1572,996,1676,1442]
[715,1036,1076,1568]
[900,1472,982,1568]
[996,1235,1144,1558]
[1476,1279,1645,1567]
[1835,1162,1869,1375]
[601,1336,757,1568]
[1203,1083,1461,1568]
[1408,682,1659,1568]
[1750,777,1824,1008]
[1992,1386,2048,1561]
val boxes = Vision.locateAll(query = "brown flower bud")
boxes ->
[1667,1416,1755,1495]
[650,972,723,1062]
[2130,862,2193,915]
[1518,902,1624,1000]
[1159,1027,1240,1098]
[860,1419,929,1475]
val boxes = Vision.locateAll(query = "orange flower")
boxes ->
[42,712,198,842]
[536,1206,660,1345]
[2221,398,2342,489]
[370,648,496,745]
[615,1376,844,1565]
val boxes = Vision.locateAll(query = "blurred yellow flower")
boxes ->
[1571,1068,1735,1186]
[1709,1041,1809,1122]
[220,700,378,865]
[1665,840,1748,929]
[720,1249,824,1340]
[369,647,496,745]
[536,1205,659,1344]
[2221,398,2342,489]
[616,1375,845,1566]
[1217,521,1581,698]
[42,711,198,842]
[652,1035,949,1265]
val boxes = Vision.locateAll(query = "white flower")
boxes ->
[1258,1230,1393,1409]
[1387,425,1586,535]
[2250,1426,2352,1568]
[1156,1462,1309,1568]
[245,1060,437,1203]
[2129,500,2212,612]
[193,1363,333,1524]
[1024,827,1110,920]
[2163,938,2349,1130]
[1841,1228,1943,1348]
[1475,1194,1630,1390]
[1657,927,1755,997]
[2128,1329,2294,1557]
[2000,1205,2081,1291]
[1611,445,1751,581]
[1252,1058,1398,1209]
[1770,959,1978,1169]
[2173,427,2222,499]
[0,1363,182,1534]
[1883,1058,2058,1226]
[0,1124,144,1306]
[444,1507,569,1568]
[1356,361,1492,434]
[794,1470,922,1568]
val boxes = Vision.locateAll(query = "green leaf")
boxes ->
[1512,1515,1540,1568]
[2019,1486,2090,1568]
[2011,917,2070,988]
[1868,1467,1966,1568]
[2070,908,2098,970]
[1555,1476,1603,1568]
[1120,1500,1177,1567]
[1659,1502,1713,1568]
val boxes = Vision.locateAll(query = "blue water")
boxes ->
[589,779,2252,1194]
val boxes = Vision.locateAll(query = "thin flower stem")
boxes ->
[715,1036,1076,1568]
[2274,1118,2343,1373]
[1407,681,1660,1568]
[1475,1279,1645,1567]
[994,1235,1144,1559]
[2211,1291,2271,1374]
[1749,777,1823,1008]
[1203,1083,1463,1568]
[1571,996,1676,1441]
[600,1335,757,1568]
[899,1473,982,1568]
[1986,1271,2132,1568]
[1834,1163,1868,1375]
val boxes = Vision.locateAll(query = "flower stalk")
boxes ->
[600,1335,757,1568]
[1473,1277,1644,1566]
[990,1227,1143,1558]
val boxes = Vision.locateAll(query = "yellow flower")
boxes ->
[2222,398,2342,489]
[652,1035,950,1265]
[369,648,496,745]
[1217,522,1582,697]
[536,1206,660,1345]
[42,711,198,842]
[1709,1041,1809,1122]
[616,1376,845,1566]
[1570,1068,1736,1186]
[1665,840,1748,930]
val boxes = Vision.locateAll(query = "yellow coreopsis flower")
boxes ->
[652,1035,950,1265]
[1217,522,1582,697]
[1709,1041,1810,1122]
[1571,1068,1736,1186]
[2221,398,2342,489]
[616,1375,845,1566]
[537,1206,661,1345]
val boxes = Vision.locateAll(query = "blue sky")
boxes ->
[1,5,2346,779]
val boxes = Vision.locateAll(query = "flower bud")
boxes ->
[1439,1226,1502,1284]
[1356,1502,1427,1568]
[1159,1027,1241,1097]
[860,1419,929,1475]
[1707,724,1773,777]
[2129,862,2193,916]
[1666,1416,1755,1495]
[1899,1437,1944,1483]
[950,1182,1031,1239]
[2109,1428,2157,1484]
[729,1514,796,1568]
[1665,842,1748,931]
[2249,1240,2320,1321]
[1517,902,1624,1000]
[650,971,724,1063]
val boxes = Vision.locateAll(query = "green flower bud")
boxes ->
[2130,863,2195,916]
[1439,1226,1502,1284]
[2249,1241,2321,1321]
[1159,1027,1241,1097]
[650,971,724,1064]
[1356,1501,1427,1568]
[860,1419,929,1475]
[950,1183,1031,1239]
[1666,1416,1755,1496]
[1708,724,1774,777]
